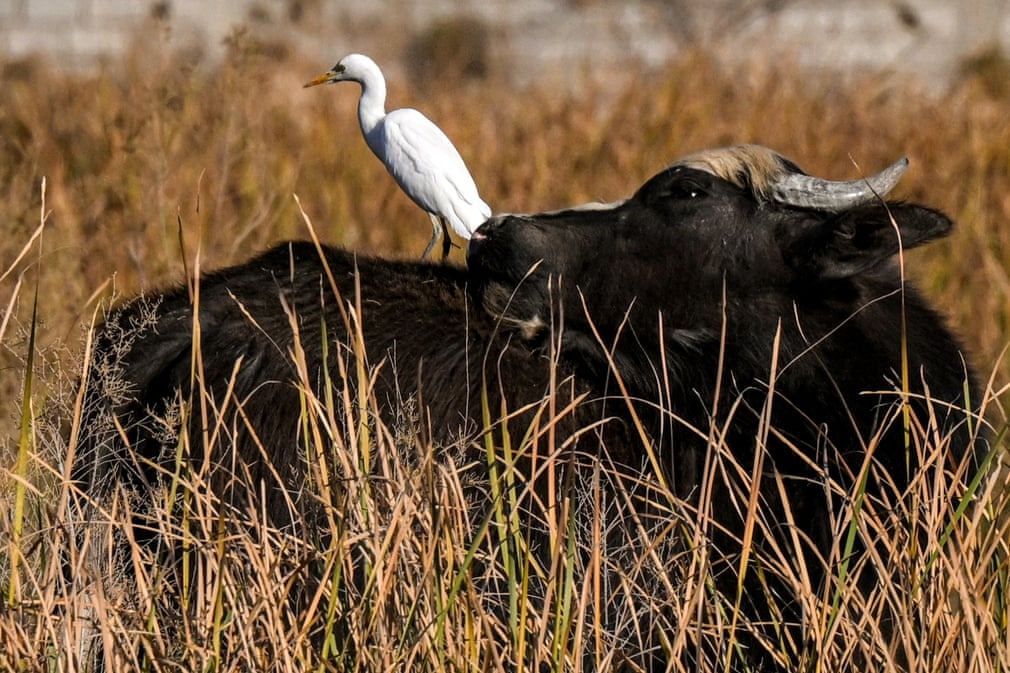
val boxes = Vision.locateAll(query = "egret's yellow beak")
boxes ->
[303,72,333,88]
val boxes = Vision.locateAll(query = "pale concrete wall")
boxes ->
[2,0,1009,86]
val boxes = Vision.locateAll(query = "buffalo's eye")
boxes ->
[666,180,706,201]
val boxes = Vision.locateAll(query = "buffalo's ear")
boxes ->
[781,203,953,280]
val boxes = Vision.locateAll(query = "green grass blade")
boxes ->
[6,272,40,609]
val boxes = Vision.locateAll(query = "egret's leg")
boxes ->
[438,217,453,260]
[421,213,442,259]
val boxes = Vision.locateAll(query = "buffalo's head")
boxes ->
[466,145,953,397]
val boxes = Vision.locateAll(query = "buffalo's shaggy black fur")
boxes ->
[79,244,611,523]
[77,146,985,671]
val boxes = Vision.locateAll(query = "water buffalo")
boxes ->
[76,144,982,671]
[470,144,979,501]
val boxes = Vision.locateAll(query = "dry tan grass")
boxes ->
[2,27,1010,673]
[1,285,1005,672]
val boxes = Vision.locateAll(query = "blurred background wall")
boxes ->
[2,0,1008,89]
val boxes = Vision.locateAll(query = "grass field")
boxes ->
[2,30,1010,672]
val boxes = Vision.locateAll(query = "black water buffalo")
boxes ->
[77,144,982,671]
[470,145,980,498]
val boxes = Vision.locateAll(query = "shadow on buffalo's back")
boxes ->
[74,144,987,672]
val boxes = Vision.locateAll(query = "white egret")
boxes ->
[304,54,491,260]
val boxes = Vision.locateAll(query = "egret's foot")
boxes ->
[423,214,459,261]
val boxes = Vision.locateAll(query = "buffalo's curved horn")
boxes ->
[769,157,909,211]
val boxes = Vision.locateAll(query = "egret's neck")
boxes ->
[356,75,387,139]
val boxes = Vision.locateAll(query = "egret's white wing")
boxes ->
[379,109,490,239]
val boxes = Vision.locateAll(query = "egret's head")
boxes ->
[303,53,380,88]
